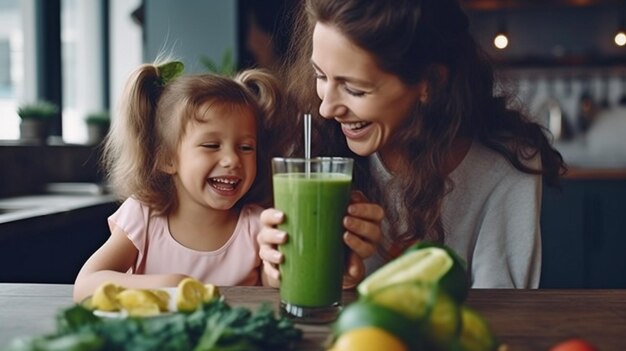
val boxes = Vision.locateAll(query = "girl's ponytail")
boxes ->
[235,69,284,125]
[104,63,164,202]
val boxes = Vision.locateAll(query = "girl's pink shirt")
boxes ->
[108,198,263,286]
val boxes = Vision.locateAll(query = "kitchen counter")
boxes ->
[0,192,116,226]
[0,188,119,283]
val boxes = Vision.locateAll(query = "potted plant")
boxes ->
[17,101,58,143]
[85,110,111,145]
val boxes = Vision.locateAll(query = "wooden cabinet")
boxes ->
[540,175,626,288]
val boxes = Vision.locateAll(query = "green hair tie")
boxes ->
[157,61,184,86]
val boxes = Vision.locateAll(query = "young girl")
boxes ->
[73,61,283,302]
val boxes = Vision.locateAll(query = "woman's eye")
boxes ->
[344,86,366,97]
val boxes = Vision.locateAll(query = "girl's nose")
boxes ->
[219,150,240,168]
[318,85,348,119]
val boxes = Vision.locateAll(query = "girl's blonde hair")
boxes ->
[104,62,283,215]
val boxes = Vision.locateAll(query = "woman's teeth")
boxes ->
[345,121,371,130]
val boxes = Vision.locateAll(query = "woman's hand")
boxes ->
[342,191,384,289]
[258,208,287,288]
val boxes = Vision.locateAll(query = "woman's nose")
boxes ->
[318,85,347,119]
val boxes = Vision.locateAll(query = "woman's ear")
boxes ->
[417,81,429,104]
[418,64,449,104]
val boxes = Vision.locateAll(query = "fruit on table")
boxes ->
[116,289,167,317]
[454,306,499,351]
[328,326,409,351]
[333,299,419,350]
[358,243,469,303]
[368,282,462,349]
[549,338,598,351]
[91,282,125,311]
[88,278,220,315]
[176,277,220,312]
[332,242,500,351]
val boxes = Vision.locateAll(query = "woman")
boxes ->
[259,0,566,289]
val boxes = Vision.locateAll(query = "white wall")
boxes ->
[145,0,237,74]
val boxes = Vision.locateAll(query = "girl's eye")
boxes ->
[202,143,220,149]
[240,144,256,152]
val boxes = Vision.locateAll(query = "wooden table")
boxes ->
[1,284,625,350]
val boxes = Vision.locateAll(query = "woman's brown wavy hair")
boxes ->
[277,0,566,246]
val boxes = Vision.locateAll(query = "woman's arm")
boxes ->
[73,224,188,302]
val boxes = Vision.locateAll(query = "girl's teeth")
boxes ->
[212,178,237,184]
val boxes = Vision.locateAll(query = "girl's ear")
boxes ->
[159,159,177,175]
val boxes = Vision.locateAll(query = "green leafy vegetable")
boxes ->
[6,299,301,351]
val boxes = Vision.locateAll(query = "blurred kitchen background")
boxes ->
[0,0,625,288]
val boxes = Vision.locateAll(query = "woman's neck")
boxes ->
[378,136,472,175]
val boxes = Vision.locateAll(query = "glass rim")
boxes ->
[271,157,353,163]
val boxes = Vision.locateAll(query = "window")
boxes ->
[0,0,24,140]
[0,0,129,144]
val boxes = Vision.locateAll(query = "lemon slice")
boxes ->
[91,282,124,311]
[204,283,220,301]
[149,289,171,311]
[176,278,208,312]
[116,289,163,315]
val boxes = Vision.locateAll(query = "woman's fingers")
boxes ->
[342,252,365,289]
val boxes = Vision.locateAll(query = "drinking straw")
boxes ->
[304,113,311,176]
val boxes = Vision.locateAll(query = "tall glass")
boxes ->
[272,157,353,323]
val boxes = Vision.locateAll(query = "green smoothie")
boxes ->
[273,172,352,307]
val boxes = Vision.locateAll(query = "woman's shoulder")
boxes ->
[450,140,541,194]
[459,140,540,177]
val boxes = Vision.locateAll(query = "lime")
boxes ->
[329,326,409,351]
[358,243,469,303]
[366,282,461,350]
[332,300,422,351]
[91,282,124,311]
[423,287,462,351]
[454,306,499,351]
[365,282,437,320]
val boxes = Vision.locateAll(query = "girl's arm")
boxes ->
[73,224,188,302]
